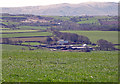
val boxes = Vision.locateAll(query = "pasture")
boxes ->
[1,16,25,18]
[2,44,118,82]
[77,18,100,25]
[1,14,119,82]
[1,22,19,25]
[22,42,40,45]
[44,16,71,21]
[18,26,50,30]
[2,32,52,38]
[0,28,10,30]
[2,30,39,33]
[9,37,48,43]
[61,31,118,44]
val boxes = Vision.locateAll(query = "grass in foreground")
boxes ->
[2,44,118,82]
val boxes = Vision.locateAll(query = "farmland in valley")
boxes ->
[1,13,119,82]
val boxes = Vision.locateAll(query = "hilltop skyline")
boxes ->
[0,0,119,7]
[1,2,118,16]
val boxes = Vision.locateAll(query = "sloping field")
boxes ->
[2,44,118,82]
[9,37,48,42]
[2,32,52,38]
[18,26,49,30]
[2,30,39,33]
[61,31,118,44]
[77,18,100,25]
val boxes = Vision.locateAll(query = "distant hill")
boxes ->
[1,2,118,16]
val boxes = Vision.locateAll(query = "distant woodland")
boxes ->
[1,13,119,31]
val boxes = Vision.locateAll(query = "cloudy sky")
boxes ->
[0,0,119,7]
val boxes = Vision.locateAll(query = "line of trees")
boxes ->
[2,37,117,51]
[50,21,118,31]
[53,30,91,44]
[2,13,119,31]
[96,39,116,51]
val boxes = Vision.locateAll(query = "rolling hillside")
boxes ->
[1,2,118,16]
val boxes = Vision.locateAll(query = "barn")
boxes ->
[57,40,69,45]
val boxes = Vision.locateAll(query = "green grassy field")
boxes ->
[0,22,19,25]
[1,15,119,82]
[77,18,100,25]
[22,42,40,45]
[1,16,25,18]
[0,28,10,30]
[2,30,39,33]
[18,26,50,30]
[94,16,112,19]
[2,44,118,82]
[21,42,46,46]
[61,31,118,44]
[44,16,71,21]
[2,32,52,38]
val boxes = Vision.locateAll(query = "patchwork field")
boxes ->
[18,26,50,30]
[2,30,39,33]
[10,37,48,43]
[0,22,19,25]
[2,44,118,82]
[22,42,41,45]
[1,14,119,82]
[61,31,118,44]
[0,28,10,30]
[77,18,100,25]
[2,32,52,38]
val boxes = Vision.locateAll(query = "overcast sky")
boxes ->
[0,0,119,7]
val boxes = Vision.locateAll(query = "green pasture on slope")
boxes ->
[0,28,10,30]
[44,16,70,21]
[2,30,39,33]
[18,26,50,30]
[1,16,25,18]
[22,42,40,45]
[2,44,118,82]
[61,31,118,44]
[0,21,19,25]
[77,18,100,25]
[2,32,52,38]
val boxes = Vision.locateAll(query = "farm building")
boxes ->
[57,40,69,45]
[71,46,93,51]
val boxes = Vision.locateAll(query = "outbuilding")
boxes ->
[57,40,69,45]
